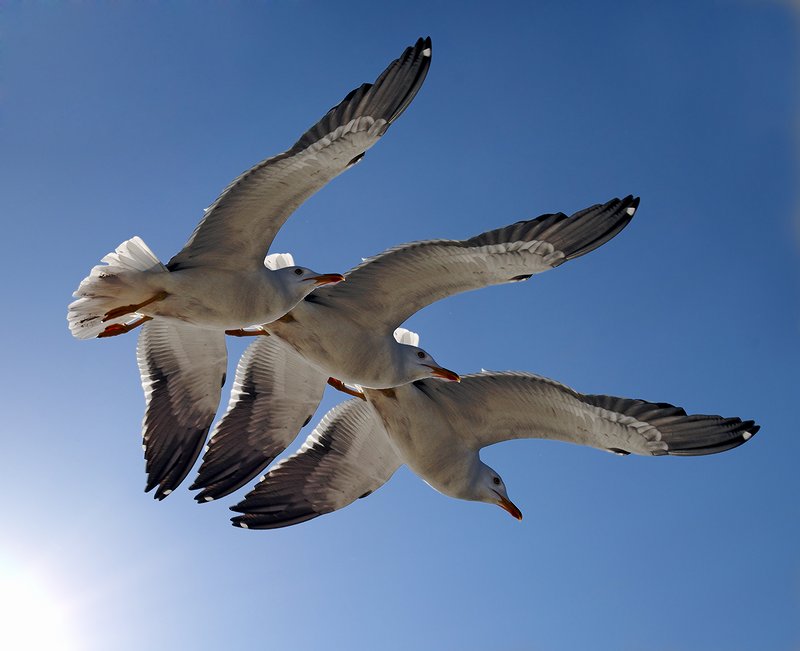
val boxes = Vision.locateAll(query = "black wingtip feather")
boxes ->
[384,36,433,126]
[230,509,326,530]
[143,425,210,500]
[191,452,277,503]
[465,195,638,265]
[582,392,760,457]
[664,417,760,456]
[289,37,432,154]
[559,195,639,262]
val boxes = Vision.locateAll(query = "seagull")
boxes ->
[228,368,760,529]
[68,37,433,499]
[191,195,640,501]
[67,37,432,340]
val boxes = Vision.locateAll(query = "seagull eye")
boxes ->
[416,351,425,359]
[294,268,303,276]
[493,477,500,486]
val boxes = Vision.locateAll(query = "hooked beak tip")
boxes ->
[496,494,523,520]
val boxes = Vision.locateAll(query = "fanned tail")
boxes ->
[67,236,167,339]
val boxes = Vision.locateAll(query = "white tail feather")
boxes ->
[393,327,420,347]
[68,237,166,339]
[264,252,295,270]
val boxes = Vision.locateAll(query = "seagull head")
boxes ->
[396,343,460,383]
[471,462,522,520]
[275,265,345,301]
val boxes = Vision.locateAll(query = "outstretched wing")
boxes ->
[167,37,432,272]
[421,372,759,456]
[230,399,402,530]
[310,196,637,331]
[191,335,328,502]
[136,321,227,499]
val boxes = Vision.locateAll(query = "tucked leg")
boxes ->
[327,377,366,400]
[98,315,153,338]
[225,328,269,337]
[103,290,168,322]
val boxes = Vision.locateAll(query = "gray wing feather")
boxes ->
[191,336,328,502]
[230,399,401,530]
[309,196,637,331]
[579,394,759,456]
[422,372,759,456]
[167,38,432,272]
[136,321,227,499]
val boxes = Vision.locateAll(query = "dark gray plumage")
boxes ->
[466,196,638,263]
[580,394,758,455]
[190,336,326,502]
[136,321,227,499]
[231,399,399,529]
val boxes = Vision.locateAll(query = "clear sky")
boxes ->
[2,2,798,650]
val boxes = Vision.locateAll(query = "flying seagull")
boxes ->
[67,37,432,340]
[191,195,639,501]
[68,37,433,499]
[229,369,760,529]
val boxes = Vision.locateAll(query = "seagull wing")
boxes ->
[166,38,432,272]
[422,372,759,456]
[191,335,328,502]
[230,399,402,530]
[311,196,638,331]
[136,321,227,499]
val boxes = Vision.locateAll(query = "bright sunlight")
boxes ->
[0,568,78,651]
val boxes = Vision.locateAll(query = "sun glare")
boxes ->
[0,570,78,651]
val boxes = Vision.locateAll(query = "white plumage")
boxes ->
[230,370,760,529]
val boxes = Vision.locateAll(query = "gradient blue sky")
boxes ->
[2,2,798,649]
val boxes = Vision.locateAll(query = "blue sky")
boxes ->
[2,1,797,649]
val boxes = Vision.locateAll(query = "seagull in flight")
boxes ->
[67,37,433,499]
[68,37,432,340]
[229,368,760,529]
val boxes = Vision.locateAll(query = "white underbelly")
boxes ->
[269,315,398,388]
[140,270,281,329]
